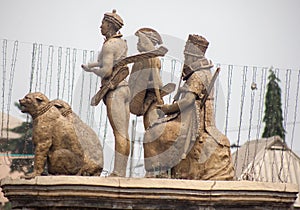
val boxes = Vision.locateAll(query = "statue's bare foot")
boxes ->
[108,172,119,177]
[21,172,38,179]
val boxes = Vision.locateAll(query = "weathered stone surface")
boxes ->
[81,9,130,177]
[1,176,298,209]
[144,35,234,180]
[52,99,103,176]
[129,27,164,122]
[19,92,84,178]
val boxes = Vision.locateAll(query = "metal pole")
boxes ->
[129,119,136,177]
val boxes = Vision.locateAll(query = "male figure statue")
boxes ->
[81,9,130,177]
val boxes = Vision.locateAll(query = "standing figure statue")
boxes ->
[81,9,130,177]
[129,28,165,129]
[144,34,234,180]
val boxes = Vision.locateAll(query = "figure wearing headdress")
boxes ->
[144,35,234,180]
[81,10,130,177]
[128,28,165,129]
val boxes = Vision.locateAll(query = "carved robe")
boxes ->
[129,57,163,129]
[171,70,234,180]
[129,57,162,115]
[144,68,234,180]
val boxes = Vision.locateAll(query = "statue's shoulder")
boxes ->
[131,57,160,71]
[190,70,212,84]
[186,71,204,85]
[184,71,210,95]
[103,36,127,54]
[105,34,126,45]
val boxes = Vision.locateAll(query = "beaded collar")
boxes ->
[61,108,72,117]
[31,102,53,120]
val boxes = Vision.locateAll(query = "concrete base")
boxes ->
[1,176,298,209]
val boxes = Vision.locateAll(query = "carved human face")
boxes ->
[137,37,147,52]
[136,33,155,52]
[100,19,110,36]
[184,53,194,66]
[183,41,204,66]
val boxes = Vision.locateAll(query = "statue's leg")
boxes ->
[143,100,162,130]
[144,119,182,177]
[79,155,102,176]
[201,135,234,180]
[106,87,130,177]
[171,136,205,180]
[48,149,82,175]
[171,158,191,179]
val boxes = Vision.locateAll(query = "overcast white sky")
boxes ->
[1,0,300,171]
[0,0,300,69]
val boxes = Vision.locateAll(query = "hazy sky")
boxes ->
[1,0,300,170]
[0,0,300,69]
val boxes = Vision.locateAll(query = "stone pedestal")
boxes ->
[1,176,298,209]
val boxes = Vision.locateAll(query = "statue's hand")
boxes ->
[156,98,164,105]
[81,64,93,72]
[156,104,168,113]
[156,103,179,115]
[156,104,163,109]
[21,172,39,179]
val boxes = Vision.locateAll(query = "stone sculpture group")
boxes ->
[20,9,234,180]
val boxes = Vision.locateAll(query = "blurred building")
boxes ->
[0,112,23,205]
[233,135,300,209]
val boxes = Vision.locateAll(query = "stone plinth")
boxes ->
[1,176,298,209]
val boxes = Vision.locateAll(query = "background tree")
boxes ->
[0,102,34,174]
[262,69,285,140]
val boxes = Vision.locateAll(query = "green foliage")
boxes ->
[0,102,34,174]
[262,69,286,140]
[2,201,12,210]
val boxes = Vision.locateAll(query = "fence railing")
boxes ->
[1,39,299,182]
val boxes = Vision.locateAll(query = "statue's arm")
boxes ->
[33,139,52,174]
[87,62,101,69]
[152,62,163,104]
[85,50,104,68]
[82,44,114,78]
[22,136,52,179]
[159,92,196,115]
